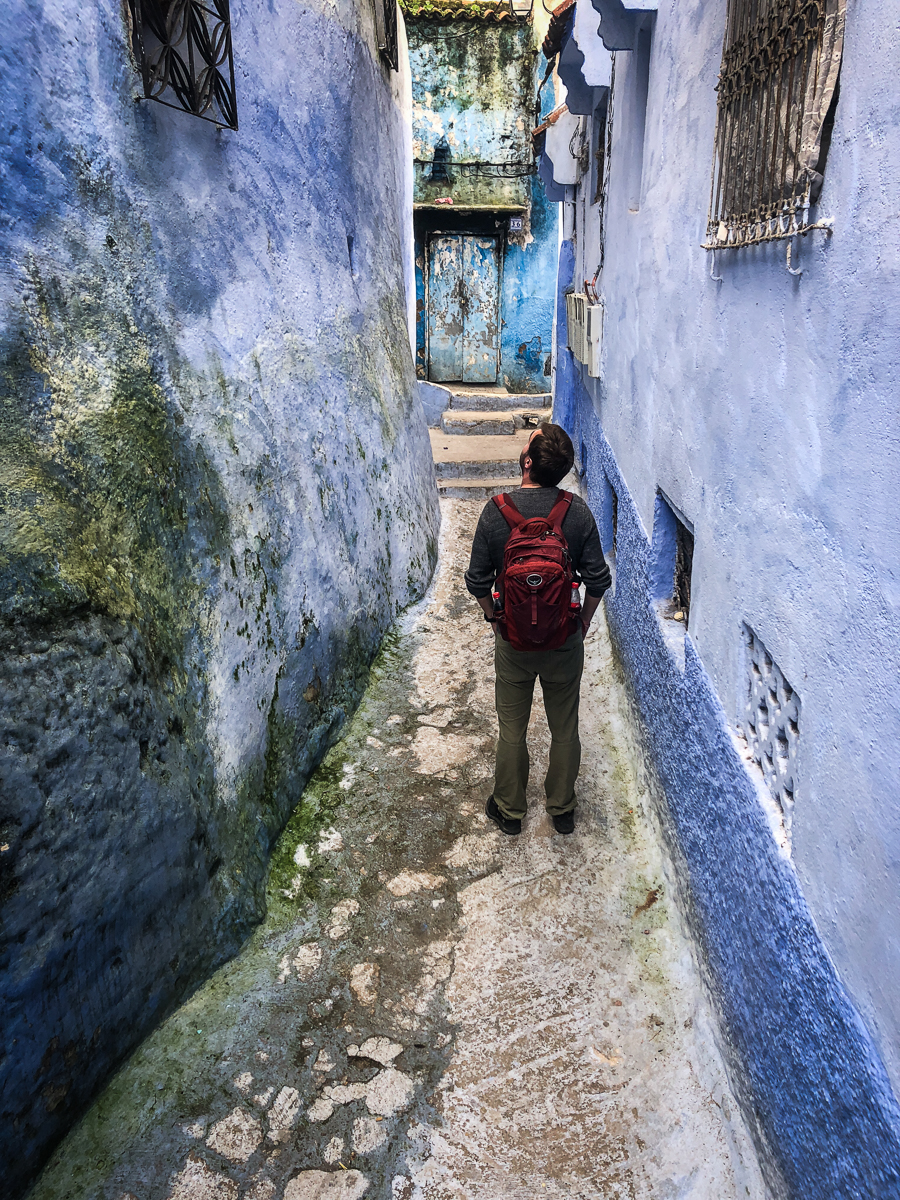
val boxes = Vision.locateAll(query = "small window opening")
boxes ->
[591,91,610,206]
[704,0,845,249]
[673,516,693,621]
[649,491,694,629]
[597,470,618,560]
[429,136,452,183]
[374,0,399,70]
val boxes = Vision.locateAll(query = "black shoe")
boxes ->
[552,810,575,835]
[486,795,522,836]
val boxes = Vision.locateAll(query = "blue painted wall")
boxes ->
[548,0,900,1188]
[0,0,437,1193]
[500,173,558,393]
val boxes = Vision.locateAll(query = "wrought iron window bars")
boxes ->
[375,0,400,70]
[128,0,238,130]
[704,0,844,250]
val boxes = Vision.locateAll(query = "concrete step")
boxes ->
[448,388,552,413]
[438,477,522,499]
[440,408,551,436]
[429,430,522,480]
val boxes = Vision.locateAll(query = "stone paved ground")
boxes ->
[32,499,768,1200]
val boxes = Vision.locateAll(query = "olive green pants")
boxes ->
[493,630,584,820]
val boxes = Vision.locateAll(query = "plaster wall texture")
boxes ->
[409,21,558,392]
[548,0,900,1191]
[499,175,559,392]
[408,21,535,209]
[0,1,438,1194]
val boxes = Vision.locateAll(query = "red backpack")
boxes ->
[492,491,580,651]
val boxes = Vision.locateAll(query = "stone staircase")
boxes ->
[428,385,552,499]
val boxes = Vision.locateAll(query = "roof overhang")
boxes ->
[589,0,656,50]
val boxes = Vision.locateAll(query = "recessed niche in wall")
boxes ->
[649,491,694,672]
[626,22,653,212]
[598,469,618,562]
[741,623,800,850]
[649,490,693,626]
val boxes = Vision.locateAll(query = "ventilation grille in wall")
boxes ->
[741,623,800,846]
[128,0,238,129]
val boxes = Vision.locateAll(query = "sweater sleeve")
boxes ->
[464,505,497,599]
[576,513,612,599]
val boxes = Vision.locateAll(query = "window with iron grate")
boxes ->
[741,624,800,848]
[374,0,399,70]
[128,0,238,129]
[704,0,845,250]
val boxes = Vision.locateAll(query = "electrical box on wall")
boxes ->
[566,292,589,364]
[585,302,604,377]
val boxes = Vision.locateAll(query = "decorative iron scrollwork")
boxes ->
[704,0,845,249]
[128,0,238,129]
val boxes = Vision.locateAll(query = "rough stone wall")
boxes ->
[549,0,900,1188]
[0,1,439,1194]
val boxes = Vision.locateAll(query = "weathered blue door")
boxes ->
[427,234,500,383]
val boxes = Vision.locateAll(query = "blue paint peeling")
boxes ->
[409,21,557,393]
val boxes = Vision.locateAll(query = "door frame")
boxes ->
[425,230,503,385]
[418,210,513,385]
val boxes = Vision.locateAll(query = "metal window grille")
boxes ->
[375,0,399,70]
[704,0,845,250]
[128,0,238,130]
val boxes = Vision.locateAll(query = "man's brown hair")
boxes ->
[528,422,575,487]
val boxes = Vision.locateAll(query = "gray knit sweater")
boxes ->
[464,487,612,600]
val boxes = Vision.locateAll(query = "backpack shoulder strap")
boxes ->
[547,490,573,534]
[492,493,525,529]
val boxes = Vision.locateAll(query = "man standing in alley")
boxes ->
[465,423,611,836]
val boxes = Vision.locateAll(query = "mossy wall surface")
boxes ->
[0,2,439,1194]
[408,20,535,208]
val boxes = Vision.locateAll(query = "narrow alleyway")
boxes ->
[31,498,767,1200]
